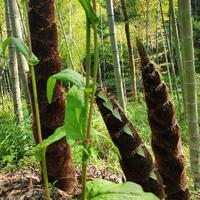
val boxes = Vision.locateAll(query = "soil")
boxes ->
[0,165,123,200]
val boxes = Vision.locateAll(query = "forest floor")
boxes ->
[0,165,200,199]
[0,165,123,200]
[1,100,200,199]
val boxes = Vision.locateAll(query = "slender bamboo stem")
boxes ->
[159,0,181,112]
[120,0,137,101]
[81,17,91,200]
[179,0,200,189]
[145,0,149,50]
[56,2,75,70]
[155,3,159,64]
[99,0,106,80]
[23,2,50,199]
[82,20,99,200]
[106,0,126,111]
[82,2,99,199]
[160,28,173,93]
[169,0,186,117]
[4,0,24,124]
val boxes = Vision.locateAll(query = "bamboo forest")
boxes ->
[0,0,200,199]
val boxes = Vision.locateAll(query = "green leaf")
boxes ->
[79,0,98,25]
[47,77,57,104]
[28,57,40,66]
[123,124,132,137]
[52,69,85,87]
[2,37,39,65]
[96,91,108,102]
[2,37,11,56]
[113,108,122,121]
[103,100,113,112]
[86,179,159,200]
[149,171,158,181]
[11,37,30,58]
[64,86,87,142]
[47,69,86,104]
[137,145,145,158]
[34,126,65,161]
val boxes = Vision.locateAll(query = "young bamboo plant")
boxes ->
[95,88,165,199]
[2,1,158,200]
[136,38,190,200]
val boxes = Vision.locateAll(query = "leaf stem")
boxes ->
[82,16,91,200]
[85,18,91,111]
[82,1,99,198]
[86,24,98,144]
[82,17,99,200]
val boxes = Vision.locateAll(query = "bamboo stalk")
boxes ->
[179,0,200,189]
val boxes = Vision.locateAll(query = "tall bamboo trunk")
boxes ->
[0,81,5,111]
[106,0,126,111]
[119,32,127,99]
[160,29,173,93]
[100,0,106,81]
[96,88,165,199]
[155,4,159,64]
[137,39,189,200]
[4,0,23,124]
[145,0,149,50]
[28,0,76,193]
[179,0,200,189]
[169,0,186,116]
[8,0,31,115]
[159,0,180,110]
[120,0,137,101]
[0,24,5,110]
[56,2,75,70]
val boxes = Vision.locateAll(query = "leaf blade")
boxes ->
[86,179,159,200]
[34,126,66,161]
[79,0,98,25]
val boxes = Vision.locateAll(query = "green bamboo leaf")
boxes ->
[123,124,132,137]
[79,0,98,25]
[112,108,122,121]
[103,100,113,112]
[86,179,159,200]
[34,126,65,161]
[149,171,158,181]
[64,86,87,142]
[137,145,145,158]
[96,91,108,102]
